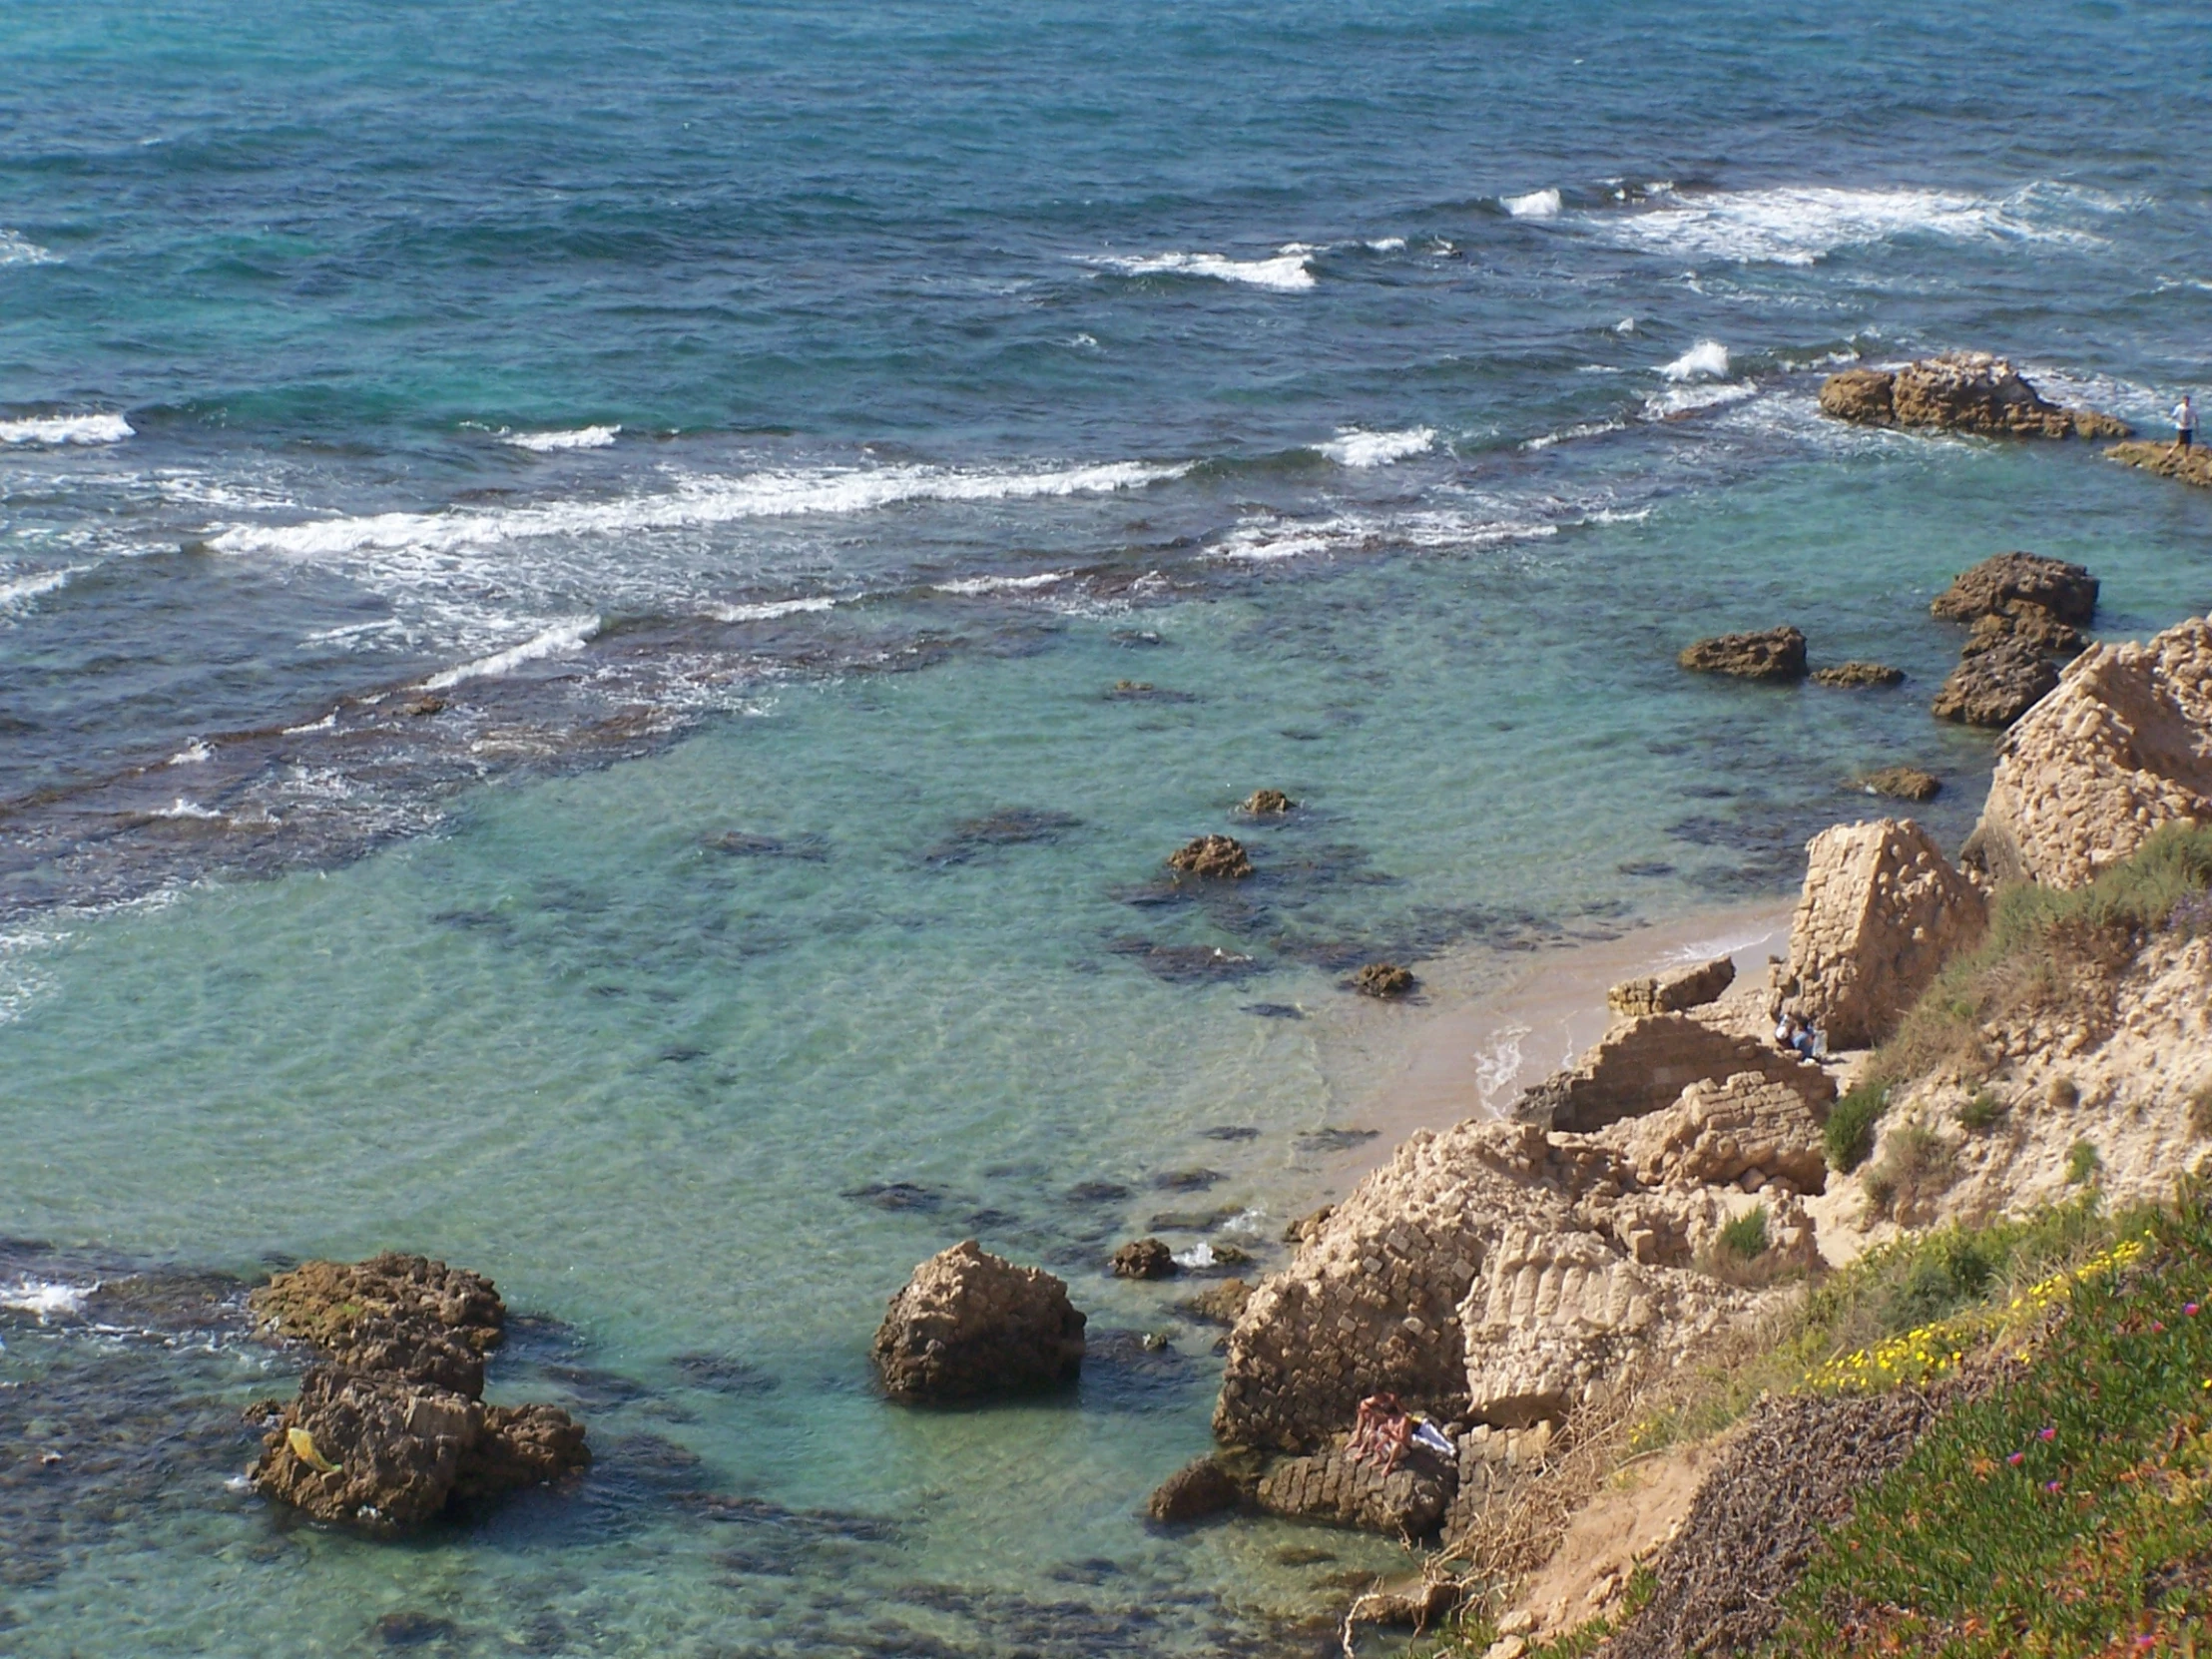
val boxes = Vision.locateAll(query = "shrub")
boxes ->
[2066,1139,2101,1185]
[1719,1206,1769,1260]
[2047,1075,2078,1109]
[1864,1123,1953,1222]
[1955,1089,2004,1132]
[1827,1082,1888,1172]
[2189,1080,2212,1139]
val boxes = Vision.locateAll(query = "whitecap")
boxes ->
[0,230,59,267]
[282,711,338,735]
[0,566,80,607]
[932,571,1072,596]
[1522,419,1629,451]
[503,424,620,452]
[1,1279,90,1320]
[1596,184,2118,268]
[169,739,213,766]
[1644,380,1760,418]
[1316,427,1435,468]
[152,799,224,821]
[301,618,402,645]
[1614,317,1637,334]
[1367,237,1406,252]
[1503,187,1562,220]
[422,615,600,690]
[1091,247,1317,292]
[1171,1241,1217,1271]
[0,412,134,446]
[1661,339,1731,380]
[703,596,839,623]
[209,459,1188,560]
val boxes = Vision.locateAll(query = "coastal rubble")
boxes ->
[1110,1237,1177,1280]
[2106,440,2212,489]
[1256,1440,1454,1537]
[1603,953,1733,1018]
[1518,1012,1831,1135]
[1817,353,2128,439]
[1353,961,1415,998]
[1675,627,1807,683]
[1809,660,1904,688]
[1854,766,1940,802]
[1931,551,2098,629]
[1933,637,2060,727]
[1146,1454,1247,1522]
[1775,819,1986,1048]
[871,1240,1087,1401]
[1965,614,2212,888]
[1930,552,2096,728]
[248,1253,588,1537]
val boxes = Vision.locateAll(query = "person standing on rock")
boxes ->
[2174,393,2197,457]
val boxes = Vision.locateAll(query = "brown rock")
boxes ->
[1966,608,2083,658]
[1241,789,1296,816]
[2107,440,2212,490]
[251,1254,504,1395]
[401,696,446,717]
[1255,1440,1455,1539]
[1932,637,2061,727]
[1779,819,1986,1048]
[1816,367,1895,425]
[1167,833,1253,879]
[1965,615,2212,887]
[1518,1012,1833,1135]
[1614,1073,1829,1194]
[1809,661,1905,689]
[1676,627,1807,683]
[454,1403,593,1504]
[1605,954,1735,1019]
[1146,1455,1245,1522]
[1932,552,2098,629]
[1854,767,1941,803]
[1353,962,1415,999]
[870,1240,1086,1402]
[1820,352,2126,439]
[1177,1278,1254,1326]
[254,1368,479,1537]
[1111,1238,1178,1281]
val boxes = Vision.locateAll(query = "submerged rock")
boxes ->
[2107,439,2212,490]
[1111,1238,1178,1281]
[1146,1455,1246,1523]
[1818,354,2127,439]
[1809,661,1905,689]
[1676,627,1808,684]
[1778,819,1985,1049]
[1854,766,1941,803]
[871,1241,1086,1402]
[1966,615,2212,888]
[1605,954,1734,1019]
[1352,961,1415,999]
[1177,1278,1254,1326]
[1931,552,2099,629]
[1167,833,1253,879]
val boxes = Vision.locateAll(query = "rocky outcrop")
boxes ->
[1777,820,1985,1049]
[1605,954,1734,1019]
[1613,1073,1829,1195]
[1146,1455,1246,1522]
[1518,1013,1832,1135]
[1111,1238,1177,1280]
[1178,1279,1254,1326]
[1257,1440,1456,1539]
[249,1254,587,1537]
[1965,617,2212,888]
[1933,636,2062,728]
[1676,628,1807,683]
[1931,553,2098,629]
[1240,789,1296,816]
[1818,354,2127,439]
[1855,766,1940,803]
[871,1241,1086,1401]
[1168,834,1253,879]
[2106,440,2212,490]
[1354,962,1415,998]
[1810,661,1904,689]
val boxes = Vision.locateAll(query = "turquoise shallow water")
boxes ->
[6,0,2212,1651]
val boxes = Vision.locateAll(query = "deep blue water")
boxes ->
[3,4,2212,1655]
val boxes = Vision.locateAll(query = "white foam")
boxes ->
[1473,1021,1532,1114]
[1614,317,1637,334]
[1316,427,1435,468]
[931,571,1072,596]
[0,566,80,607]
[152,799,224,821]
[169,739,212,766]
[422,615,600,690]
[1596,184,2117,268]
[504,424,620,452]
[1092,247,1317,292]
[0,230,58,267]
[210,459,1187,561]
[301,618,402,645]
[1661,339,1731,380]
[1,1279,89,1320]
[282,712,338,735]
[1522,419,1628,451]
[1215,510,1561,563]
[1171,1241,1218,1270]
[703,596,839,623]
[0,412,133,446]
[1644,380,1760,418]
[1367,237,1406,252]
[1503,188,1562,220]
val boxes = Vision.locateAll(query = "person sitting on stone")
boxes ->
[1347,1391,1412,1470]
[1774,1012,1803,1052]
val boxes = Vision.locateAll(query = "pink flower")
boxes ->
[2038,1426,2057,1441]
[2044,1479,2062,1492]
[2153,1322,2167,1334]
[2007,1451,2025,1465]
[2188,1303,2201,1317]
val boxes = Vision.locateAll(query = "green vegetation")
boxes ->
[1862,1122,1952,1222]
[1827,1081,1888,1172]
[1765,1192,2212,1655]
[1718,1205,1769,1260]
[2066,1138,2102,1185]
[1956,1088,2005,1132]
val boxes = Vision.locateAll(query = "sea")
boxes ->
[3,2,2210,1653]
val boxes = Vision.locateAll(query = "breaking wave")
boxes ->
[1660,339,1731,380]
[1316,427,1435,467]
[422,616,601,689]
[0,230,58,267]
[0,412,134,446]
[1595,184,2121,268]
[504,424,621,451]
[1090,247,1319,292]
[1503,188,1562,220]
